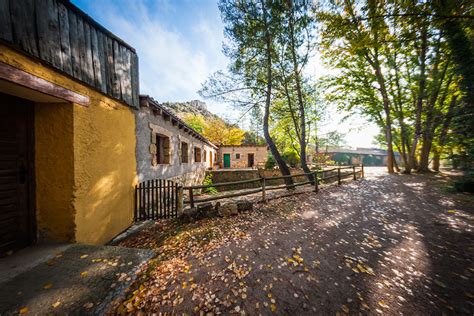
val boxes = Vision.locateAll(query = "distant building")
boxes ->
[136,96,218,186]
[308,145,401,166]
[218,145,269,169]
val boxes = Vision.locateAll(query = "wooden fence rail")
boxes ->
[183,165,364,209]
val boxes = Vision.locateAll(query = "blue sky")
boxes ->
[72,0,378,148]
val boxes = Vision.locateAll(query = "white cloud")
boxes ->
[86,0,229,114]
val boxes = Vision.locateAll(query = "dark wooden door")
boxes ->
[248,153,255,167]
[0,93,34,255]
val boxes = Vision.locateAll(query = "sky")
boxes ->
[72,0,379,148]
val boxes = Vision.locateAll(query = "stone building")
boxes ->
[136,96,218,186]
[218,145,269,169]
[0,0,139,251]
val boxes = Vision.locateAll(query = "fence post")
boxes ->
[361,164,365,178]
[177,186,184,215]
[337,167,341,185]
[314,171,319,193]
[189,188,195,208]
[353,165,356,180]
[261,176,267,203]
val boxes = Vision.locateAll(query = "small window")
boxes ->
[194,147,202,162]
[181,142,188,163]
[235,153,240,159]
[155,133,170,164]
[203,150,207,162]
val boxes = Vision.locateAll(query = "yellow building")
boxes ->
[0,0,139,253]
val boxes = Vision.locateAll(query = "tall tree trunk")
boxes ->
[432,149,441,172]
[262,1,293,188]
[371,58,395,173]
[418,42,448,172]
[407,27,428,173]
[433,95,458,172]
[288,3,314,184]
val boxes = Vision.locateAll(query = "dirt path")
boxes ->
[114,167,474,315]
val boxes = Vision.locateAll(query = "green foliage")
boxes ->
[265,154,276,169]
[282,151,300,168]
[242,131,266,146]
[202,173,218,195]
[316,0,469,172]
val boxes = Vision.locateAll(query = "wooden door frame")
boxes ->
[247,153,255,168]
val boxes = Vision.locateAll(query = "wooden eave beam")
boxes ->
[0,62,89,106]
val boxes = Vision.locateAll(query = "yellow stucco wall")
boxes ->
[35,102,75,242]
[0,44,137,245]
[73,98,137,244]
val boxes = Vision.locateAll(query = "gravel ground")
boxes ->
[114,167,474,315]
[0,245,153,315]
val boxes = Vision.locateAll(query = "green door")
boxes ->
[223,153,231,168]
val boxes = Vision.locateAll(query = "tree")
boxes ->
[201,1,294,187]
[181,114,245,146]
[181,113,207,134]
[316,0,464,174]
[202,117,245,146]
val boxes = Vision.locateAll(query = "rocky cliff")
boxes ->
[162,100,221,121]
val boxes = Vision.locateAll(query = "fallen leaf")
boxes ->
[342,304,350,313]
[52,301,61,308]
[43,283,53,290]
[83,302,94,309]
[81,271,88,277]
[378,300,389,309]
[80,254,89,259]
[19,307,28,314]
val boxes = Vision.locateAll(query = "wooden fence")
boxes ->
[134,179,181,221]
[183,165,364,208]
[134,165,364,221]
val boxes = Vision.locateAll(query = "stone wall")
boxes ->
[136,105,217,186]
[206,168,311,192]
[218,146,268,169]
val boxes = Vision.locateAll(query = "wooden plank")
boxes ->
[96,31,107,93]
[76,17,87,83]
[165,180,170,218]
[146,180,150,220]
[67,9,81,79]
[0,61,89,106]
[10,0,38,56]
[158,179,163,218]
[138,183,143,221]
[35,0,61,69]
[134,185,138,221]
[112,40,122,99]
[174,183,179,217]
[188,188,262,204]
[0,0,13,42]
[104,36,114,96]
[120,46,132,105]
[90,28,103,90]
[131,52,139,108]
[57,1,72,75]
[82,21,94,86]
